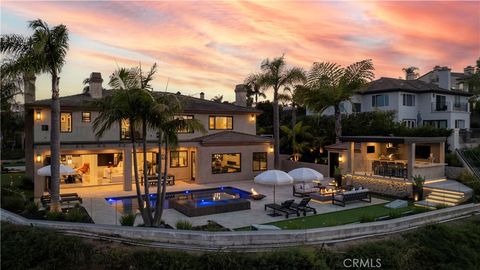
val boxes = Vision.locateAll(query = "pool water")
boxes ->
[106,186,251,215]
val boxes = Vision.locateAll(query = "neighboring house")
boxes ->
[25,73,273,199]
[417,65,476,93]
[311,76,472,150]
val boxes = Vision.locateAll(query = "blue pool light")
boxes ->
[185,190,189,194]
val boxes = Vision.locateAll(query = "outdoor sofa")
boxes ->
[292,183,320,197]
[332,188,371,207]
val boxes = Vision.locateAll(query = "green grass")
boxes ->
[236,203,418,230]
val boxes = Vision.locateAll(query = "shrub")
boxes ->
[65,207,90,223]
[445,153,463,167]
[119,213,136,226]
[456,170,480,199]
[175,220,193,230]
[45,211,65,221]
[388,210,403,219]
[19,175,34,190]
[193,220,230,231]
[23,201,40,215]
[435,203,450,209]
[359,214,375,223]
[1,195,26,213]
[412,207,430,214]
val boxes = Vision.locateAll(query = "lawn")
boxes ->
[236,203,419,230]
[1,172,33,199]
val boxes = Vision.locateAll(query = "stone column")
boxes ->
[408,143,415,181]
[123,147,132,191]
[439,142,445,163]
[347,141,355,174]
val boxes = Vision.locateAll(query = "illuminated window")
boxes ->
[212,153,241,174]
[82,112,91,123]
[209,116,233,130]
[120,119,142,140]
[252,152,267,171]
[60,112,72,133]
[174,115,194,133]
[170,151,188,167]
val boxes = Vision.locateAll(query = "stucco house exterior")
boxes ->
[313,76,472,149]
[25,73,273,199]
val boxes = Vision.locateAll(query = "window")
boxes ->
[252,152,267,171]
[402,119,416,128]
[174,115,194,133]
[366,146,375,153]
[423,120,447,129]
[454,96,461,107]
[120,119,142,140]
[352,103,361,113]
[402,94,415,106]
[212,153,241,174]
[435,95,447,111]
[455,119,465,129]
[60,112,72,132]
[170,151,188,168]
[209,116,233,130]
[82,112,91,123]
[41,125,48,131]
[372,95,389,107]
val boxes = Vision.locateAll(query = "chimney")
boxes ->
[464,66,475,75]
[434,66,451,90]
[89,72,103,99]
[200,92,205,99]
[23,73,36,103]
[234,84,247,107]
[406,72,416,80]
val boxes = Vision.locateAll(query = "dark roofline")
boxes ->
[356,87,472,97]
[187,131,272,146]
[339,136,447,144]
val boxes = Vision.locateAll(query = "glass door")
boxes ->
[191,151,196,181]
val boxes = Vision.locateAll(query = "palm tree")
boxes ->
[402,66,419,80]
[281,84,309,130]
[256,55,305,169]
[1,19,69,211]
[244,74,266,106]
[93,65,158,225]
[280,121,311,161]
[149,97,205,226]
[302,60,374,141]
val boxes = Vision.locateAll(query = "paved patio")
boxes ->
[63,180,388,229]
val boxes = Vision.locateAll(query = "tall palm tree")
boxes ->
[302,60,375,141]
[281,84,308,130]
[1,19,69,211]
[256,55,305,169]
[280,121,312,161]
[93,65,157,225]
[402,66,419,80]
[244,73,266,106]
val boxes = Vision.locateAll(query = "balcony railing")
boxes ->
[431,102,469,112]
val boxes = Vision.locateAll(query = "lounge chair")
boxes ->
[289,197,317,216]
[264,200,299,218]
[41,193,83,207]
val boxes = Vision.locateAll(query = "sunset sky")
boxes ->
[2,1,479,101]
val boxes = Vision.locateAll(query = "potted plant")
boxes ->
[334,166,343,187]
[412,175,425,201]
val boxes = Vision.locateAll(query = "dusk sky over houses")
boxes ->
[2,1,479,101]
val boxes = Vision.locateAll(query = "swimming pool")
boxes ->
[105,186,251,215]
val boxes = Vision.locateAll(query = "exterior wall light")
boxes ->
[250,114,255,122]
[36,154,42,163]
[35,111,42,121]
[338,155,343,162]
[269,145,274,153]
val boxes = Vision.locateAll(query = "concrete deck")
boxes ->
[425,179,474,194]
[62,180,387,229]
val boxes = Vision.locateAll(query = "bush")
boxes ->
[45,211,65,221]
[445,153,463,167]
[1,195,26,213]
[388,210,403,219]
[456,170,480,198]
[359,214,375,223]
[193,220,230,231]
[65,207,90,223]
[435,203,450,209]
[119,213,136,226]
[19,175,34,190]
[175,220,193,230]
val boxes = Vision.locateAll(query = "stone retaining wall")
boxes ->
[349,175,412,197]
[2,204,479,251]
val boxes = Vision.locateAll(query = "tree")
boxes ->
[280,121,312,161]
[1,19,69,211]
[302,60,375,141]
[255,55,305,169]
[402,66,419,79]
[466,57,480,94]
[244,73,266,107]
[211,95,224,103]
[0,74,23,150]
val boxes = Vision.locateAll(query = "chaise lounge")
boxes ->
[332,188,371,207]
[264,200,300,218]
[289,197,317,216]
[41,193,83,208]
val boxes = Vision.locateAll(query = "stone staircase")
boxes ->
[414,179,473,209]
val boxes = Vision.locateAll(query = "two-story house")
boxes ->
[313,76,472,150]
[25,73,273,199]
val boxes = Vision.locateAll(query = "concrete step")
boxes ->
[414,200,437,209]
[423,198,456,206]
[427,191,464,200]
[424,188,466,196]
[425,195,462,203]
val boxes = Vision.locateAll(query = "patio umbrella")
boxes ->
[288,168,324,183]
[37,164,76,176]
[254,170,293,205]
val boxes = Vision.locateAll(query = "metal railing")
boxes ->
[431,102,469,112]
[453,102,468,112]
[456,149,480,181]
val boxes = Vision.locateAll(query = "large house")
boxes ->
[25,73,273,199]
[314,73,473,149]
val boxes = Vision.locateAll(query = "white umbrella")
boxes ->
[37,164,76,176]
[288,168,324,183]
[254,170,293,206]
